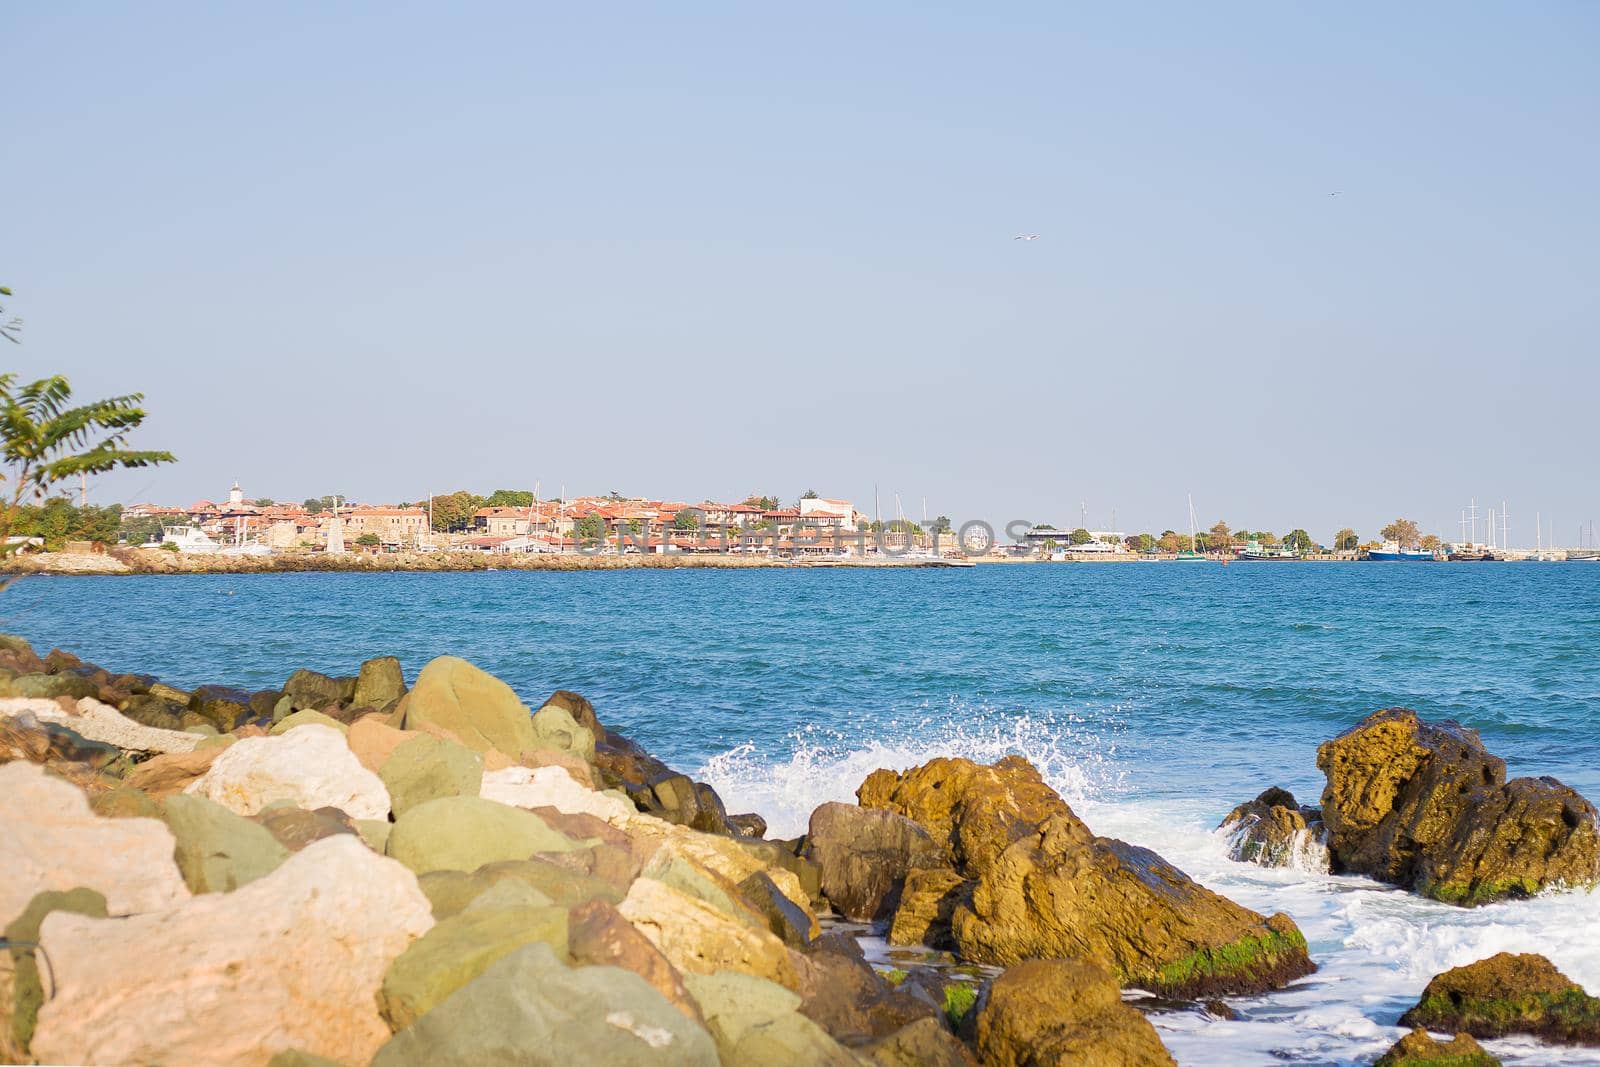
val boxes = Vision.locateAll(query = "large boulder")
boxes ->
[397,656,539,759]
[617,877,798,990]
[0,696,200,754]
[282,668,352,712]
[684,970,860,1067]
[860,757,1315,997]
[379,902,570,1030]
[31,836,433,1067]
[386,795,584,875]
[185,724,390,819]
[124,746,225,797]
[887,867,969,948]
[791,933,939,1045]
[0,762,189,927]
[348,714,412,772]
[804,802,945,921]
[269,708,349,736]
[975,957,1176,1067]
[1217,787,1327,870]
[161,794,291,893]
[1375,1027,1500,1066]
[370,943,719,1067]
[1317,708,1600,904]
[252,805,358,852]
[1398,952,1600,1045]
[354,655,406,709]
[858,1016,977,1067]
[380,734,484,818]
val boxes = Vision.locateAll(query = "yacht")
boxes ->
[154,526,221,553]
[1366,541,1436,562]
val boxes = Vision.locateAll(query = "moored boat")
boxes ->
[1366,541,1437,562]
[1238,539,1302,561]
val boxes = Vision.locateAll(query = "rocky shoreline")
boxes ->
[3,638,1598,1066]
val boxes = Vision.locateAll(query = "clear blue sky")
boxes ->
[5,3,1596,544]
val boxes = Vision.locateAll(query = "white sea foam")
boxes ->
[697,714,1600,1067]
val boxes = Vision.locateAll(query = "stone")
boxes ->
[739,870,820,946]
[162,793,291,892]
[248,689,284,721]
[568,898,704,1025]
[728,812,768,838]
[632,772,731,835]
[684,970,859,1067]
[283,668,350,711]
[119,693,188,731]
[397,655,539,759]
[124,746,224,797]
[1317,708,1600,904]
[887,867,969,948]
[0,696,201,754]
[189,685,252,732]
[32,836,433,1067]
[520,746,596,786]
[617,877,798,989]
[5,672,96,701]
[975,957,1176,1067]
[91,784,162,819]
[357,818,392,852]
[269,708,350,736]
[0,761,190,927]
[531,701,596,761]
[266,1051,346,1067]
[542,689,603,740]
[859,1017,977,1067]
[252,805,358,852]
[1375,1027,1500,1066]
[148,681,191,704]
[185,724,391,819]
[370,943,719,1067]
[953,813,1315,997]
[805,801,945,920]
[859,756,1071,875]
[348,714,412,772]
[1218,787,1326,869]
[380,734,484,818]
[480,763,636,819]
[379,903,570,1030]
[354,655,406,709]
[792,937,938,1044]
[3,888,107,1060]
[419,857,620,917]
[860,757,1314,997]
[1398,952,1600,1045]
[386,795,583,874]
[641,849,765,929]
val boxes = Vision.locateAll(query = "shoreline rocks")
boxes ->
[1398,952,1600,1046]
[854,756,1315,998]
[1375,1027,1500,1066]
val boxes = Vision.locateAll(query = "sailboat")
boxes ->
[1175,494,1210,561]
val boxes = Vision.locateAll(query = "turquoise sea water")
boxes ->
[9,563,1600,1065]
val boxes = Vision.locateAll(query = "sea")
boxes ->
[10,562,1599,1066]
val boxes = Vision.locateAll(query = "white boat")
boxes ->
[153,526,221,553]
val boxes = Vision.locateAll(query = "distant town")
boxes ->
[10,482,1596,565]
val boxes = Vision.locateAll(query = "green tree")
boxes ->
[0,375,174,576]
[673,509,702,531]
[572,515,603,542]
[1208,521,1234,555]
[1380,518,1421,549]
[929,515,952,534]
[1420,533,1442,552]
[303,497,325,514]
[1255,530,1279,545]
[800,488,819,500]
[354,532,381,547]
[1157,530,1180,554]
[12,501,123,549]
[1284,529,1314,554]
[485,488,534,508]
[252,498,275,507]
[1129,533,1155,553]
[1069,527,1093,545]
[743,494,780,511]
[120,513,166,546]
[428,490,486,532]
[1039,538,1058,555]
[1334,527,1359,552]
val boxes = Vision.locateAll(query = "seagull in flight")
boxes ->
[1013,233,1040,241]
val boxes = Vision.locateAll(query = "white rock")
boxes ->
[185,723,390,819]
[32,835,433,1067]
[0,761,190,927]
[0,696,201,754]
[480,764,636,820]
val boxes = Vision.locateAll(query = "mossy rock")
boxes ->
[530,703,595,761]
[385,796,584,875]
[379,734,483,819]
[1399,952,1600,1045]
[5,888,108,1055]
[161,794,291,893]
[1374,1027,1500,1066]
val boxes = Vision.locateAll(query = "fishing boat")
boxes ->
[1238,539,1302,561]
[1446,546,1500,562]
[1366,541,1436,562]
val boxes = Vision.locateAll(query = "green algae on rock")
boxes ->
[1399,952,1600,1046]
[1374,1027,1501,1067]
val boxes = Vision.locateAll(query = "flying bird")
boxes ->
[1013,234,1040,241]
